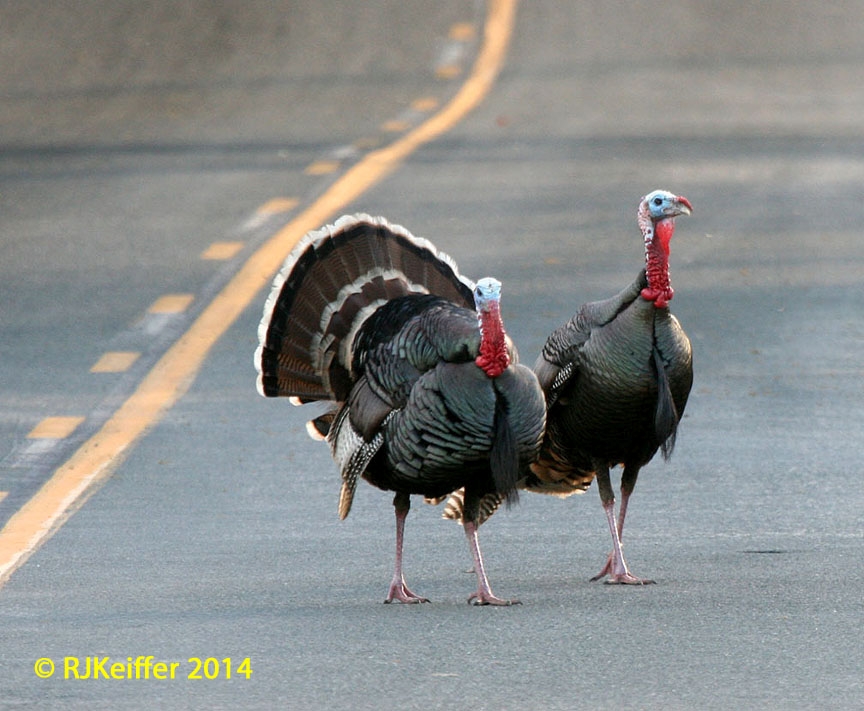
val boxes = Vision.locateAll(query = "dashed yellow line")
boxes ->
[436,64,463,79]
[353,136,381,150]
[147,294,194,314]
[200,242,245,261]
[0,0,519,587]
[0,493,7,505]
[256,197,299,216]
[449,22,476,41]
[90,352,141,373]
[27,417,85,440]
[411,97,440,112]
[381,119,411,133]
[304,160,341,176]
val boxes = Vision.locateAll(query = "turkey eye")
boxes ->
[653,197,663,206]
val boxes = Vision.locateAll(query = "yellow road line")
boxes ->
[304,160,341,176]
[256,197,299,216]
[411,97,440,112]
[449,22,477,41]
[436,64,463,80]
[27,417,85,440]
[90,351,141,373]
[200,242,245,261]
[353,136,381,150]
[0,0,518,587]
[381,119,412,133]
[147,294,195,314]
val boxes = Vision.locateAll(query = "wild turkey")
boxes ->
[255,214,545,605]
[529,189,694,584]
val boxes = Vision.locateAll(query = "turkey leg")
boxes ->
[464,520,520,606]
[590,466,654,585]
[384,493,430,603]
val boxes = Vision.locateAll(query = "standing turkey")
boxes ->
[530,189,694,584]
[255,214,545,605]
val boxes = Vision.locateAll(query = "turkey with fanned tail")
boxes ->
[255,214,545,605]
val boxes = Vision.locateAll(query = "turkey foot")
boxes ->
[384,576,430,604]
[468,590,521,606]
[590,552,654,585]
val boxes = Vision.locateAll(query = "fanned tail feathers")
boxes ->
[255,214,476,405]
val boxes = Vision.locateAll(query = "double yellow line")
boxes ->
[0,0,518,586]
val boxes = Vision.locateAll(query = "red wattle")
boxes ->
[642,217,675,308]
[475,303,510,378]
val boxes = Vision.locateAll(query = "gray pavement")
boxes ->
[1,1,863,709]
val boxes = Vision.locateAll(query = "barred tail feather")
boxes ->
[338,476,359,520]
[526,456,595,496]
[438,488,504,526]
[335,426,385,520]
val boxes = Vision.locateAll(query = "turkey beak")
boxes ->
[675,196,693,216]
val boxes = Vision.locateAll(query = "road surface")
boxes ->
[1,1,863,708]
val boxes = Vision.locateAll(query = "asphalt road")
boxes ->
[2,1,864,709]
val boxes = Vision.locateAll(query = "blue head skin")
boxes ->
[643,189,693,220]
[473,277,502,312]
